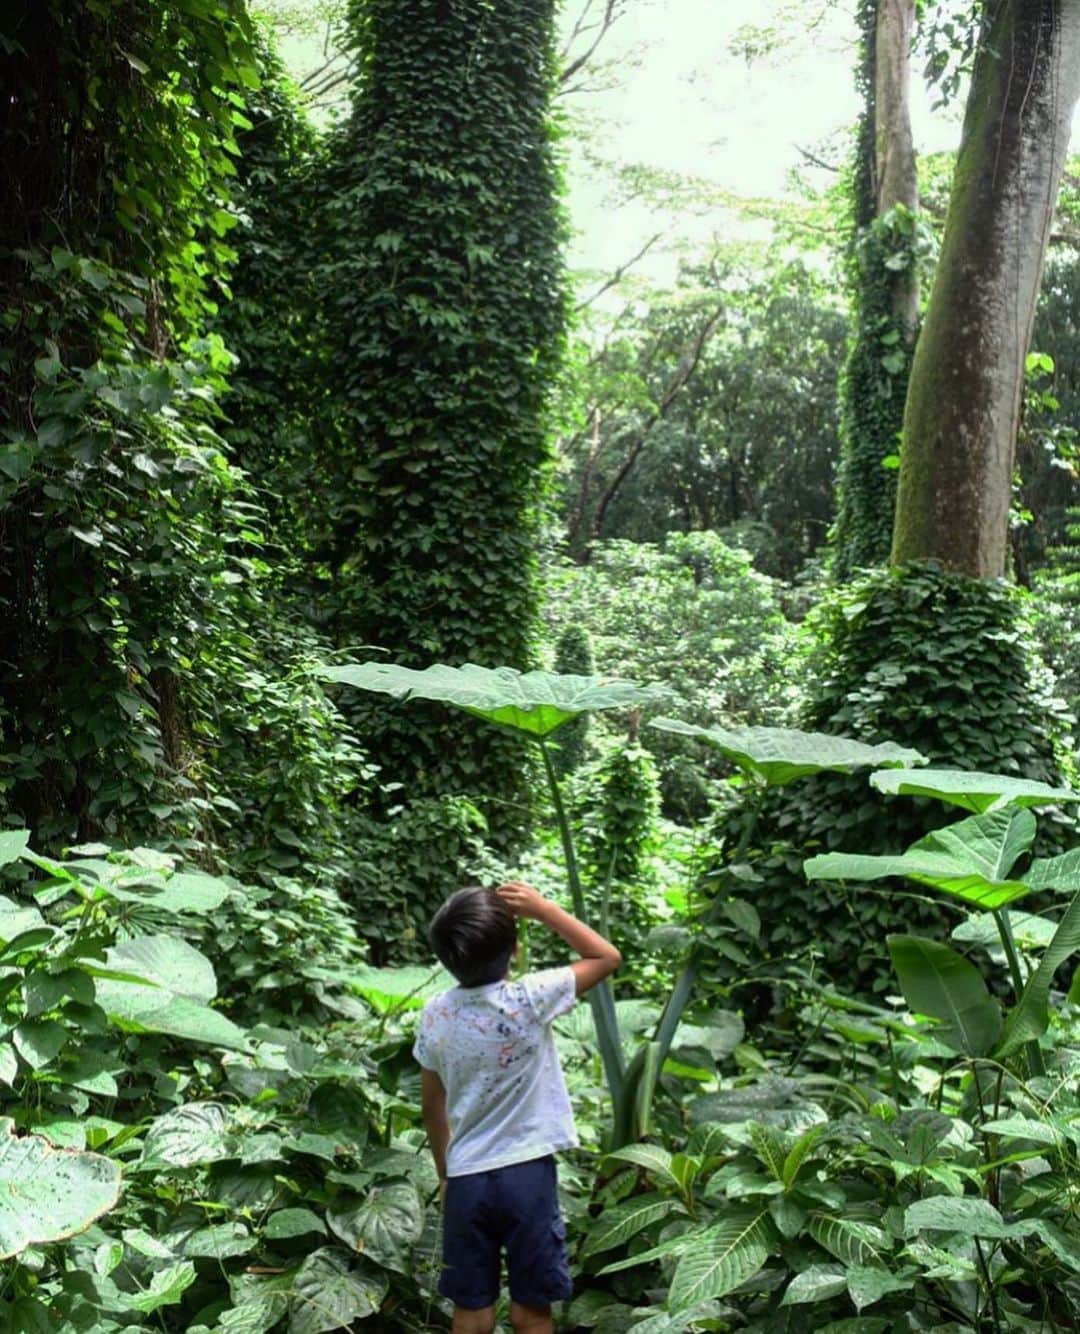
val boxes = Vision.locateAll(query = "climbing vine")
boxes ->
[321,0,569,840]
[830,0,921,580]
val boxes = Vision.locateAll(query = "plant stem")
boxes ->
[540,739,624,1104]
[993,908,1046,1078]
[613,785,764,1146]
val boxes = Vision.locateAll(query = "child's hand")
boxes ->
[497,881,549,920]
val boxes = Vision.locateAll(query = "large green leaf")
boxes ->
[904,1196,1008,1238]
[0,832,29,868]
[888,935,1001,1056]
[0,1117,121,1258]
[288,1248,388,1334]
[139,1102,232,1169]
[666,1207,773,1311]
[347,964,451,1014]
[780,1265,848,1306]
[326,1179,423,1272]
[320,662,668,737]
[105,870,231,914]
[0,895,46,942]
[870,768,1077,813]
[1024,848,1080,894]
[805,808,1035,909]
[998,889,1080,1057]
[650,719,924,787]
[94,936,248,1051]
[582,1195,680,1257]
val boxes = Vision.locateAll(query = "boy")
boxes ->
[413,880,622,1334]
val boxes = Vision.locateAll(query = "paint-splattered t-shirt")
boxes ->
[413,967,579,1177]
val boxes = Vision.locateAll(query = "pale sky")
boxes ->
[268,0,1077,282]
[563,0,965,276]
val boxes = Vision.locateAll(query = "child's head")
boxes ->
[428,886,517,987]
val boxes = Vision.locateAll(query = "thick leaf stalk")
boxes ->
[540,740,624,1105]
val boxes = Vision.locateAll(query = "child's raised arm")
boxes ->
[497,881,621,995]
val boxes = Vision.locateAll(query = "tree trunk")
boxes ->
[830,0,919,578]
[875,0,919,333]
[892,0,1080,575]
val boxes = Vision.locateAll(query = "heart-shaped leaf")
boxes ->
[320,662,667,737]
[0,1118,121,1258]
[650,719,924,787]
[326,1179,422,1272]
[805,808,1035,909]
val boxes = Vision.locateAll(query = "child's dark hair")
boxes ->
[428,887,517,987]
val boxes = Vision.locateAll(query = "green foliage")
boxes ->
[320,0,569,841]
[558,246,846,580]
[552,625,594,776]
[583,745,661,884]
[546,532,797,818]
[732,564,1075,992]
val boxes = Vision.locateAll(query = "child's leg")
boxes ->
[509,1301,553,1334]
[453,1306,496,1334]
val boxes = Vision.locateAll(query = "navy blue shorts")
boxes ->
[440,1155,572,1310]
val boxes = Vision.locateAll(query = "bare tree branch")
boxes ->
[575,231,665,311]
[794,143,841,173]
[584,303,725,550]
[559,0,624,87]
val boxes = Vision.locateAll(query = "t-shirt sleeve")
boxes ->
[412,1003,438,1071]
[522,966,577,1025]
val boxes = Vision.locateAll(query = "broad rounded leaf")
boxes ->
[140,1102,231,1169]
[0,1118,121,1258]
[108,870,231,914]
[94,936,248,1051]
[320,661,668,737]
[870,767,1077,813]
[780,1264,847,1306]
[888,935,1001,1056]
[1024,848,1080,894]
[326,1180,422,1271]
[0,831,30,868]
[650,719,924,786]
[288,1247,388,1334]
[347,964,451,1014]
[806,808,1035,909]
[846,1264,915,1312]
[904,1196,1007,1238]
[667,1207,772,1311]
[0,895,46,942]
[266,1208,327,1241]
[105,935,218,1000]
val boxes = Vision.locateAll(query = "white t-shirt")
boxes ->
[413,966,579,1178]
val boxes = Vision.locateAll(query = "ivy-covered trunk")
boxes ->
[327,0,567,838]
[892,0,1080,575]
[831,0,919,579]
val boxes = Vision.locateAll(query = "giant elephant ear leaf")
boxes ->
[649,719,925,787]
[870,767,1077,814]
[805,808,1035,910]
[320,661,667,737]
[0,1117,121,1258]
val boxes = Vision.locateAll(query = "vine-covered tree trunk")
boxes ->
[892,0,1080,575]
[327,0,567,837]
[831,0,919,579]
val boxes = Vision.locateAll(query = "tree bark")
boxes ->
[875,0,919,333]
[892,0,1080,576]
